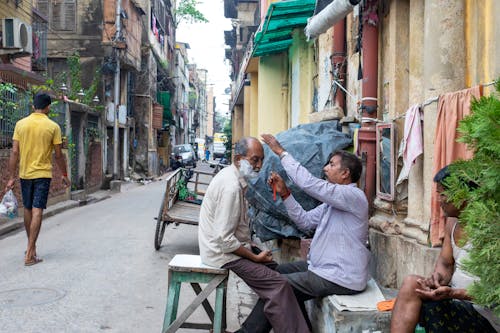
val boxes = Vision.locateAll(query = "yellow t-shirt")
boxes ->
[12,112,62,179]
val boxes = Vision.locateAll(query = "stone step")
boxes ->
[306,284,397,333]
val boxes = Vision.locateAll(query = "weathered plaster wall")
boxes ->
[289,29,313,127]
[421,0,466,235]
[48,0,103,58]
[316,27,334,113]
[465,0,500,89]
[258,54,288,135]
[369,229,439,288]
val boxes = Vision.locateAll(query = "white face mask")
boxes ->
[239,159,259,179]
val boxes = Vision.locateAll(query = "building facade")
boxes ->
[226,0,500,289]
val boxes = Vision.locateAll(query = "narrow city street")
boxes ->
[0,175,210,332]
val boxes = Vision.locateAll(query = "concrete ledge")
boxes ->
[306,294,392,333]
[70,190,87,201]
[110,180,122,193]
[369,229,439,288]
[308,106,344,123]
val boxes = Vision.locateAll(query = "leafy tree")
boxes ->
[175,0,208,27]
[223,118,232,160]
[444,79,500,315]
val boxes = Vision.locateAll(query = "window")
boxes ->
[376,123,396,201]
[37,0,76,32]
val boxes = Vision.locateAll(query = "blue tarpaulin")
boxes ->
[245,120,352,241]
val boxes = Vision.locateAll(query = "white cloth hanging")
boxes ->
[396,104,423,185]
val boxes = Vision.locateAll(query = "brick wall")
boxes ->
[0,149,69,210]
[85,142,103,190]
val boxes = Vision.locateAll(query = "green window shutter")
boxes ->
[157,91,172,127]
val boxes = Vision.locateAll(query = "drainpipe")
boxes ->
[357,1,378,211]
[332,19,346,111]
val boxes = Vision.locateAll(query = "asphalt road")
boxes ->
[0,173,210,333]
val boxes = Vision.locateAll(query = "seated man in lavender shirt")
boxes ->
[237,134,370,333]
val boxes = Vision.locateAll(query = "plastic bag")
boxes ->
[0,190,18,219]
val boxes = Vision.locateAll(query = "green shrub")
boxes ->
[444,79,500,315]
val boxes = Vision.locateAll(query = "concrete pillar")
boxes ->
[123,126,128,177]
[249,72,259,138]
[243,84,251,137]
[258,55,288,135]
[402,0,426,244]
[422,0,466,230]
[232,105,243,143]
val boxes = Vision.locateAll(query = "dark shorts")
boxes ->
[419,299,497,333]
[20,178,51,209]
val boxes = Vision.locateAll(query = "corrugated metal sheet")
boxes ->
[252,0,315,57]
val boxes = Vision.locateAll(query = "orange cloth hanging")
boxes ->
[430,86,482,246]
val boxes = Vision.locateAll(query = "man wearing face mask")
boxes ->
[198,136,310,333]
[238,134,370,333]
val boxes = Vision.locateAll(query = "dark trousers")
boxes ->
[222,259,310,333]
[241,261,361,333]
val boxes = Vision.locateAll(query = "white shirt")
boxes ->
[199,164,252,268]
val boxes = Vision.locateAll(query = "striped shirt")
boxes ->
[281,154,370,291]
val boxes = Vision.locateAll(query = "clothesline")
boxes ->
[389,80,496,122]
[332,79,496,123]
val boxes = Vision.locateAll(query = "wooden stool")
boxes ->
[162,254,228,333]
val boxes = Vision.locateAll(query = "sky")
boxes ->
[176,0,233,116]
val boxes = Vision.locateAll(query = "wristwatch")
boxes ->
[279,151,289,160]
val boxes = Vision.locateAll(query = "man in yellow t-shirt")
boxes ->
[6,93,69,266]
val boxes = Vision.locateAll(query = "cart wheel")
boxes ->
[154,201,167,250]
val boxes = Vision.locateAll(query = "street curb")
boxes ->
[0,193,112,237]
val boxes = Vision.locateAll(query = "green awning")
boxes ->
[157,91,172,127]
[253,0,315,57]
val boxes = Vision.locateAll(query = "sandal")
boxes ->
[25,256,43,266]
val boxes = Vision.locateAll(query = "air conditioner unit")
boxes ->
[1,18,33,54]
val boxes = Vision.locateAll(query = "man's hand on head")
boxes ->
[261,134,285,156]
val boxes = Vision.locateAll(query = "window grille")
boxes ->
[0,87,30,149]
[32,11,48,71]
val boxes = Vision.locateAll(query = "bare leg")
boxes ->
[23,208,32,238]
[391,275,424,333]
[25,208,43,262]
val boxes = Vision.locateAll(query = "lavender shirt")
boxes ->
[281,154,370,291]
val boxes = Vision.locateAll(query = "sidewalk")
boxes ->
[0,188,116,238]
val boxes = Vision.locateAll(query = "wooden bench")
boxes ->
[155,168,216,250]
[162,254,228,333]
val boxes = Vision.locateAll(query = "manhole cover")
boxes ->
[0,288,65,308]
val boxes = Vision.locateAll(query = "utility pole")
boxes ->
[113,0,122,179]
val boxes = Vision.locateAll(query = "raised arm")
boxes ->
[262,134,364,213]
[268,171,322,231]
